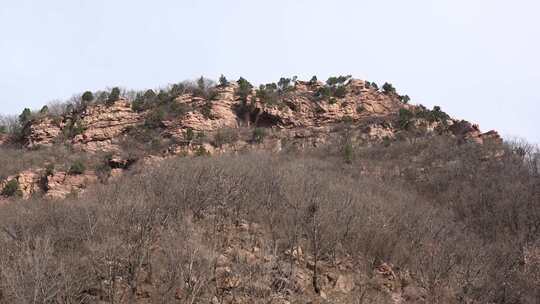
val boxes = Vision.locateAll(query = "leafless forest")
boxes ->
[0,136,539,303]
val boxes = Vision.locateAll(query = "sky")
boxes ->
[0,0,538,143]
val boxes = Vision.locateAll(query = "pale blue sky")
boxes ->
[1,0,538,143]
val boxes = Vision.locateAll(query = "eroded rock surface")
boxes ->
[45,171,98,199]
[9,78,502,200]
[72,99,143,152]
[164,85,240,140]
[250,80,404,129]
[0,169,43,199]
[24,117,63,148]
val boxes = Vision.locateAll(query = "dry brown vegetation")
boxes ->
[0,136,539,304]
[0,145,107,181]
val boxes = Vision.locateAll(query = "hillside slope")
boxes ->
[1,76,538,304]
[0,140,539,304]
[0,76,500,200]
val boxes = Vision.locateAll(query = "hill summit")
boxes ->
[2,76,536,304]
[0,76,501,199]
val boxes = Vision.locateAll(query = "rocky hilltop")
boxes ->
[2,77,538,304]
[0,76,501,201]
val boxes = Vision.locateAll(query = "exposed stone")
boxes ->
[12,78,503,204]
[17,170,43,199]
[45,171,98,199]
[24,117,63,148]
[449,120,478,138]
[247,80,405,132]
[479,130,503,144]
[183,143,217,156]
[0,169,43,199]
[21,79,500,160]
[0,133,9,146]
[176,110,237,133]
[72,99,142,152]
[164,85,240,140]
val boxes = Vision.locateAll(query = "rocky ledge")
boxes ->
[1,77,501,200]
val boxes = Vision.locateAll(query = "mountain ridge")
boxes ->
[0,76,502,201]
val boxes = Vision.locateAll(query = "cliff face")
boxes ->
[20,99,142,152]
[250,79,406,128]
[19,79,500,153]
[71,99,143,152]
[163,84,240,138]
[2,78,501,200]
[23,117,63,148]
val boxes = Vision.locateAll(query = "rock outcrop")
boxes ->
[0,169,44,199]
[21,79,500,154]
[0,133,8,146]
[449,120,501,144]
[0,168,99,200]
[478,130,503,144]
[45,171,98,199]
[19,99,143,152]
[72,99,143,152]
[23,117,63,148]
[249,80,404,129]
[163,85,240,141]
[9,77,502,200]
